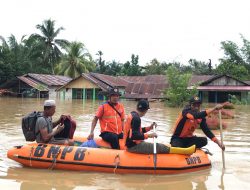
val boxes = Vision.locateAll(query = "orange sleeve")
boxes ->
[120,104,125,120]
[212,137,218,142]
[95,105,104,118]
[186,113,194,120]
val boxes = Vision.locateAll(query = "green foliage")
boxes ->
[32,19,69,74]
[165,66,197,107]
[215,61,249,80]
[217,35,250,80]
[229,94,250,105]
[144,59,169,75]
[121,54,143,76]
[188,59,212,74]
[56,41,95,78]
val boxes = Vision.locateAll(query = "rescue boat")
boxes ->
[7,138,211,174]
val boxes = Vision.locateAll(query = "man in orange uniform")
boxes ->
[87,88,125,149]
[124,99,195,154]
[170,96,225,150]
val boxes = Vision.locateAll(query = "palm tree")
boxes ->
[31,19,69,74]
[56,41,95,78]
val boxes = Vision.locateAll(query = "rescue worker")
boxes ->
[87,88,125,149]
[124,99,196,155]
[170,96,225,150]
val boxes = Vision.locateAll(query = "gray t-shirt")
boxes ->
[35,114,54,143]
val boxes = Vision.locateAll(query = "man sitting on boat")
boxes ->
[87,88,125,149]
[35,100,74,145]
[124,99,195,154]
[170,96,225,150]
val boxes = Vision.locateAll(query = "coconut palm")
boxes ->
[56,41,95,78]
[31,19,69,74]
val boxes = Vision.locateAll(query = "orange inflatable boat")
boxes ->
[7,138,211,175]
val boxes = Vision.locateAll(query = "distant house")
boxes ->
[118,75,168,99]
[189,74,250,103]
[4,73,72,98]
[57,73,250,102]
[56,73,128,100]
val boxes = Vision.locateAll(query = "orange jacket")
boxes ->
[96,102,125,134]
[172,106,216,141]
[124,112,151,148]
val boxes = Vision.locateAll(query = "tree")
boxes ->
[56,41,95,78]
[216,36,250,80]
[144,58,169,75]
[31,19,69,74]
[165,66,197,107]
[188,59,211,75]
[94,50,107,73]
[104,60,123,76]
[121,54,142,76]
[215,61,249,80]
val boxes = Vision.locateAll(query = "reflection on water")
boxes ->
[0,97,250,189]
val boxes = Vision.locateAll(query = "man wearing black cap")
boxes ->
[88,88,125,149]
[170,96,225,150]
[123,99,196,154]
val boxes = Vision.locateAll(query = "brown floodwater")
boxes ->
[0,97,249,190]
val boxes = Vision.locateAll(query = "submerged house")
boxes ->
[56,73,128,100]
[4,73,72,98]
[56,73,250,103]
[189,74,250,103]
[119,75,168,99]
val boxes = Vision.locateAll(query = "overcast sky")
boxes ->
[1,0,250,66]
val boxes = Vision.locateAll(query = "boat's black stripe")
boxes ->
[16,155,211,171]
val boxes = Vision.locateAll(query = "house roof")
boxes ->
[25,73,72,86]
[119,75,167,84]
[199,74,249,86]
[17,76,49,91]
[90,73,128,87]
[189,75,214,85]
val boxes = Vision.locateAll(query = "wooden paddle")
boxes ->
[153,122,157,172]
[219,110,226,169]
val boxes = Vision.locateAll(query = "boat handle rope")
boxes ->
[201,148,213,156]
[113,153,120,174]
[29,146,34,167]
[49,146,61,170]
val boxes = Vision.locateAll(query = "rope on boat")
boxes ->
[29,146,34,167]
[49,146,61,170]
[113,153,120,174]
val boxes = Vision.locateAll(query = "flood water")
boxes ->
[0,97,250,190]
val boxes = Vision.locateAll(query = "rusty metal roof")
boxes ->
[90,73,128,87]
[26,73,72,86]
[189,75,214,85]
[119,75,167,84]
[17,76,49,91]
[199,74,249,86]
[244,81,250,85]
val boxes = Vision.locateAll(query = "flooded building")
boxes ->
[57,73,128,100]
[3,73,72,98]
[119,75,168,100]
[189,74,250,103]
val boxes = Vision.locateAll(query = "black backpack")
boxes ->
[22,111,43,141]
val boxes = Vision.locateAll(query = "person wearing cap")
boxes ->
[123,99,196,154]
[35,99,74,145]
[170,96,225,150]
[87,88,125,149]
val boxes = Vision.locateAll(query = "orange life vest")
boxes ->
[173,112,202,138]
[123,113,147,147]
[99,102,124,134]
